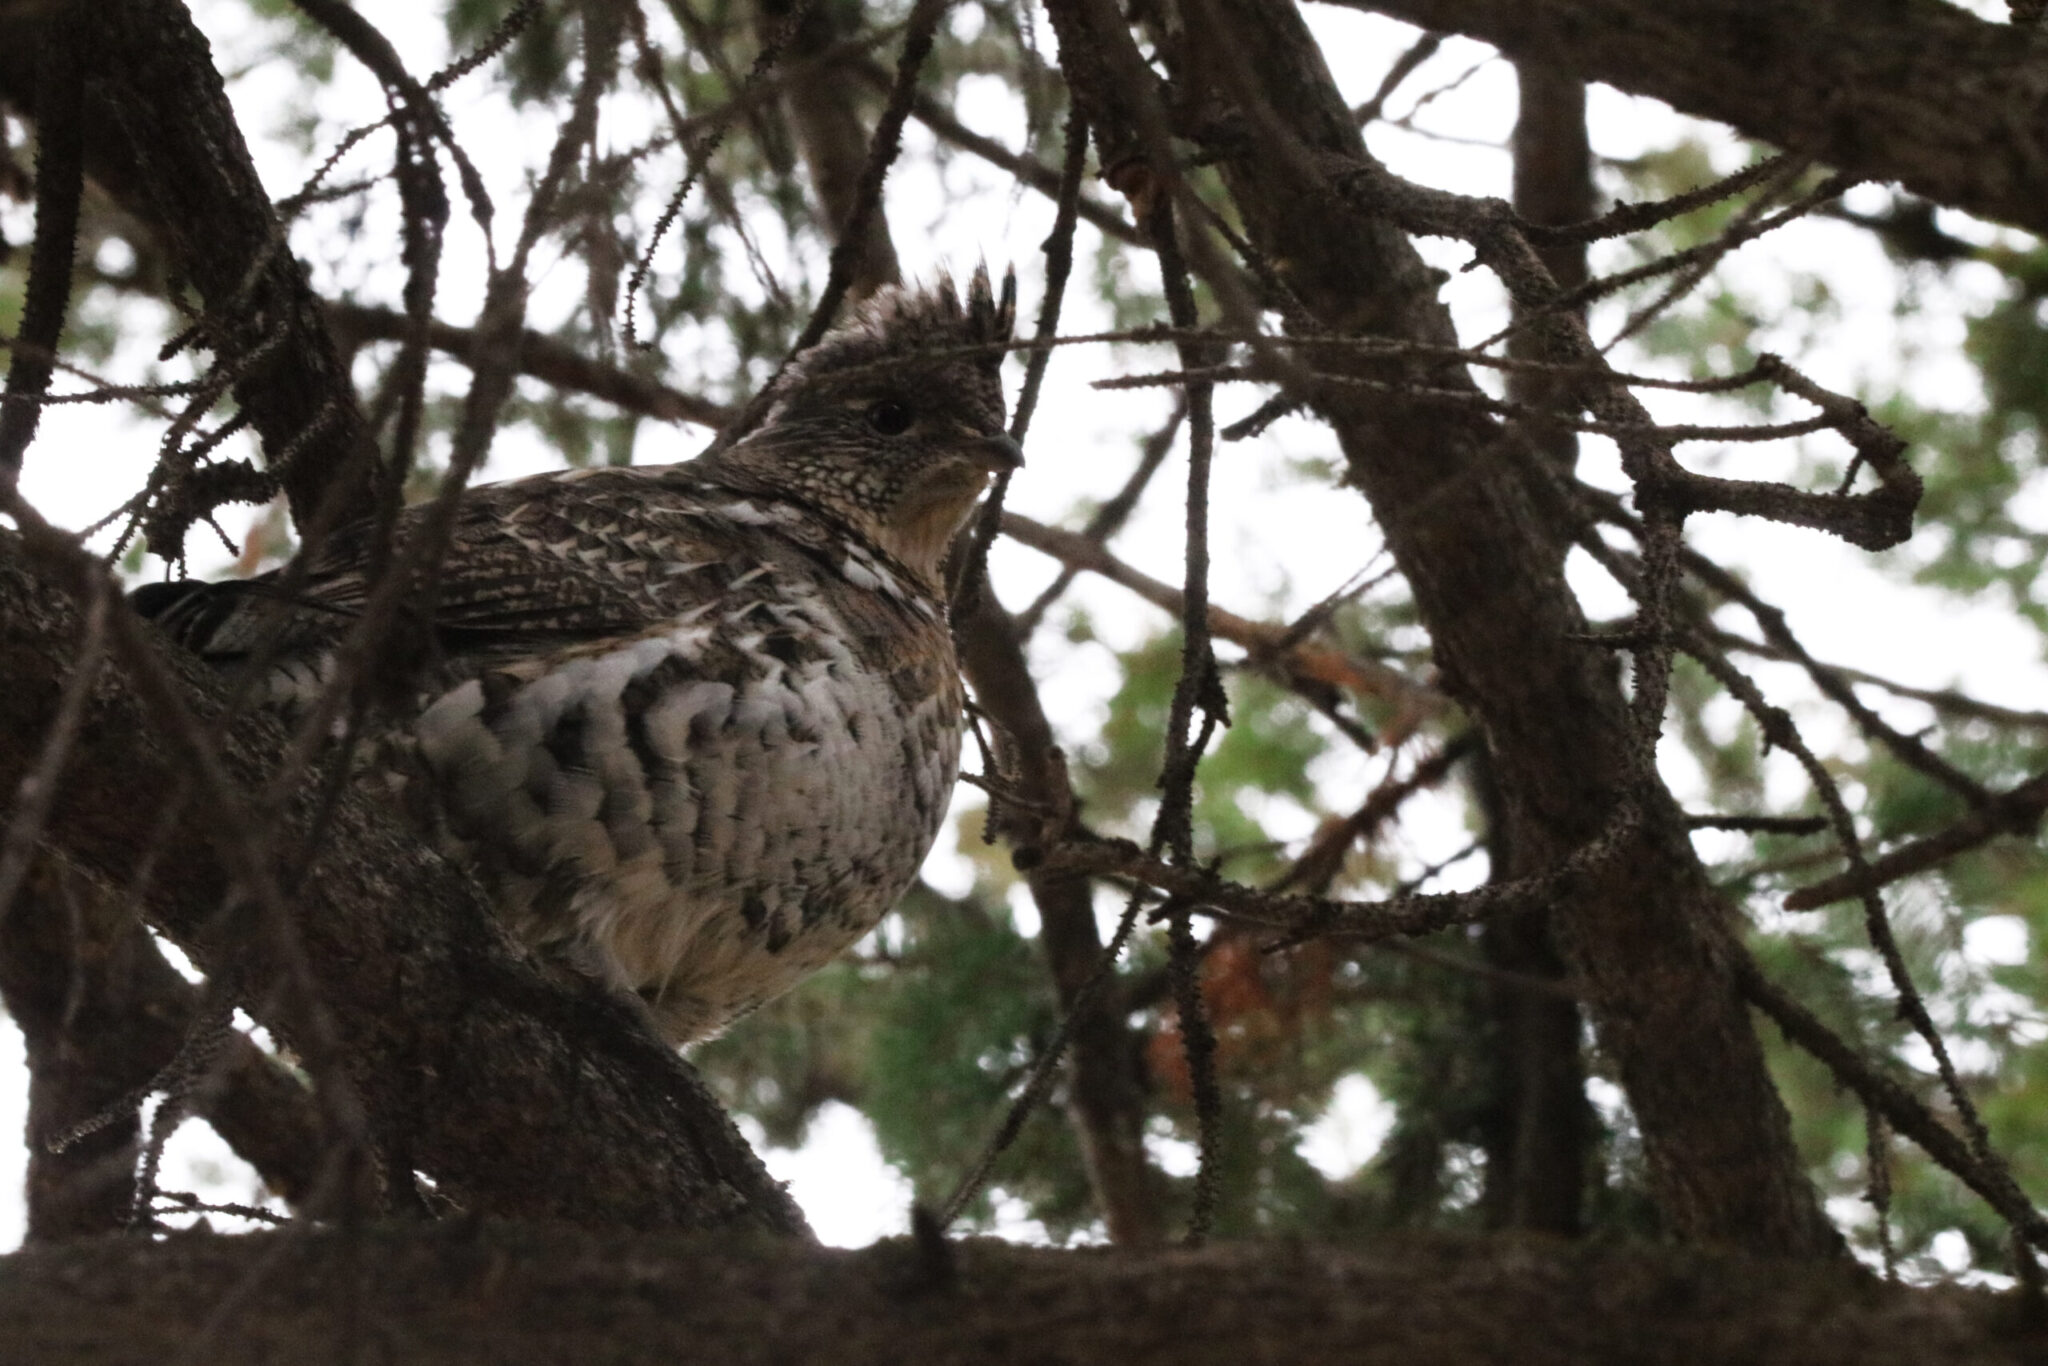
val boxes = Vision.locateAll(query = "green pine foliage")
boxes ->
[4,0,2045,1276]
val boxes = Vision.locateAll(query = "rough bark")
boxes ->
[0,860,323,1241]
[1505,58,1593,476]
[1340,0,2048,238]
[0,1223,2035,1366]
[0,531,806,1235]
[0,0,379,530]
[1473,60,1595,1238]
[1039,0,1839,1253]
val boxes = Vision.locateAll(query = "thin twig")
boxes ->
[624,0,820,351]
[1002,509,1438,716]
[1013,399,1185,639]
[849,58,1141,246]
[1738,954,2048,1251]
[1353,31,1443,126]
[1783,772,2048,910]
[0,10,85,478]
[955,104,1088,617]
[326,301,733,427]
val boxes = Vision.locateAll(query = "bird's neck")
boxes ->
[686,446,966,601]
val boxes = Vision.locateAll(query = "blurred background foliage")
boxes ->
[3,0,2045,1281]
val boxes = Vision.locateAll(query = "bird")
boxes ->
[136,267,1020,1044]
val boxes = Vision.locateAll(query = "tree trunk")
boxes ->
[1039,0,1839,1254]
[1471,60,1596,1238]
[758,0,903,299]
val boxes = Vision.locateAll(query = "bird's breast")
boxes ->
[410,577,963,1042]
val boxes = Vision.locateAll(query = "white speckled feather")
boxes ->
[145,270,1017,1044]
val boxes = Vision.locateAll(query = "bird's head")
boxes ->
[724,266,1021,588]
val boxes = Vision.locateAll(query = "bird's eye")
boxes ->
[865,400,914,436]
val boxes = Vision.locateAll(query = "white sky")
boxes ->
[3,0,2042,1252]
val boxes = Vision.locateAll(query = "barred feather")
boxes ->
[141,274,1016,1042]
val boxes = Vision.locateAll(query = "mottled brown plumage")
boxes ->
[141,269,1018,1042]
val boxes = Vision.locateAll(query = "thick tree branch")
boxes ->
[1,1222,2033,1365]
[0,860,323,1238]
[1037,0,1840,1253]
[0,528,805,1235]
[74,0,377,530]
[0,8,84,479]
[1337,0,2048,237]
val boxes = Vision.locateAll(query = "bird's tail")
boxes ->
[131,577,288,661]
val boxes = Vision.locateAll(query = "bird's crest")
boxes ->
[778,266,1017,394]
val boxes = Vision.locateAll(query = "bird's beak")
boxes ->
[970,433,1026,472]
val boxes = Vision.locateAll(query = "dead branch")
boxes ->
[1580,486,1987,804]
[1001,509,1440,726]
[1738,954,2048,1250]
[1684,638,2008,1191]
[1033,831,1535,942]
[848,56,1143,245]
[1784,772,2048,910]
[324,302,734,428]
[1710,625,2048,733]
[77,0,378,531]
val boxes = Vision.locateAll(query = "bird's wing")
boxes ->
[139,464,842,667]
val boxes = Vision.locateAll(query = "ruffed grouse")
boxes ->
[139,269,1019,1043]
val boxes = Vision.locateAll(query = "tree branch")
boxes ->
[761,0,905,301]
[1784,772,2048,911]
[1329,0,2048,237]
[954,590,1166,1245]
[325,302,734,429]
[0,860,324,1238]
[0,526,805,1234]
[78,0,377,531]
[1738,954,2048,1249]
[848,56,1144,246]
[1047,0,1842,1254]
[0,8,84,479]
[4,1224,2034,1366]
[1000,510,1438,723]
